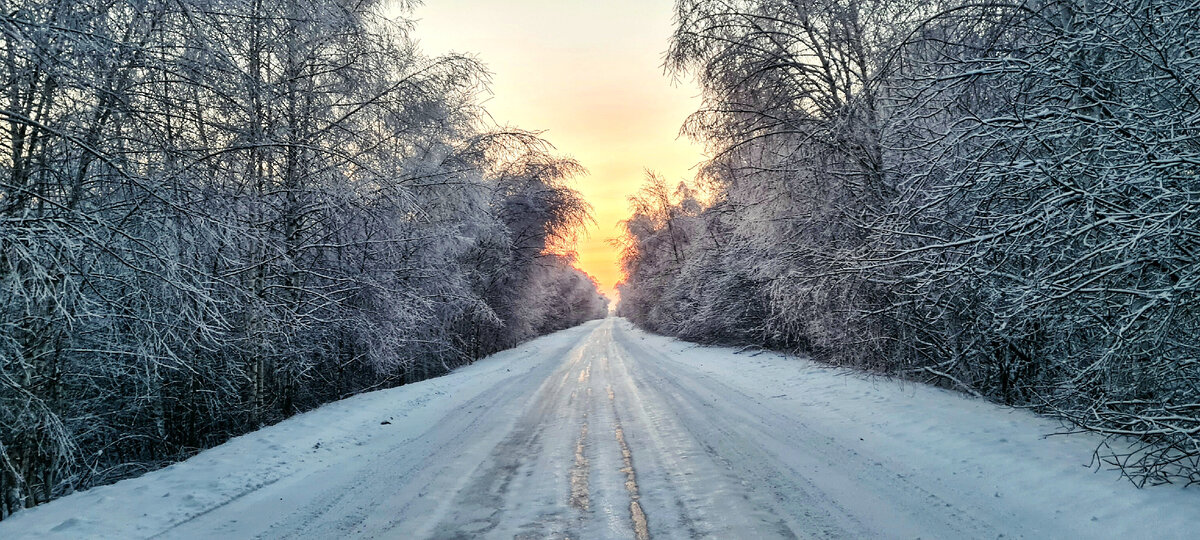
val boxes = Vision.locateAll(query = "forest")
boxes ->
[0,0,607,517]
[619,0,1200,485]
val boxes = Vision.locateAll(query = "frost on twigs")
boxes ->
[618,0,1200,485]
[0,0,607,517]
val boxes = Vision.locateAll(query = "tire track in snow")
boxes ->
[569,360,593,512]
[611,392,651,540]
[599,323,653,540]
[425,341,597,539]
[613,322,995,538]
[609,326,815,538]
[569,422,590,511]
[159,334,590,540]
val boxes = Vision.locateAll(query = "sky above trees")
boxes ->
[410,0,706,296]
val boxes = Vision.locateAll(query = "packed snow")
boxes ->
[1,318,1196,539]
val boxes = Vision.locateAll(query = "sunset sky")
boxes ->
[408,1,706,297]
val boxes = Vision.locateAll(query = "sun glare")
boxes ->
[408,0,706,297]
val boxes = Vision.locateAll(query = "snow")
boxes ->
[2,318,1196,539]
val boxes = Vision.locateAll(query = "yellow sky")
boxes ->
[406,0,705,297]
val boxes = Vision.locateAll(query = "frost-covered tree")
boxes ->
[0,0,604,516]
[620,0,1200,484]
[877,0,1200,484]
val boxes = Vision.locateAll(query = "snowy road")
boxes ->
[3,318,1198,539]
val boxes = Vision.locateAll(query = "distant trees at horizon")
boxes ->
[619,0,1200,485]
[0,0,605,517]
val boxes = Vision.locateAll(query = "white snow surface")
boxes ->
[2,318,1197,539]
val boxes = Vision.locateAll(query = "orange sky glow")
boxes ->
[406,0,706,298]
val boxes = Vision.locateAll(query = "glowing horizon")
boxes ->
[407,0,706,298]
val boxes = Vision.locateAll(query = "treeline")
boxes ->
[0,0,606,517]
[619,0,1199,484]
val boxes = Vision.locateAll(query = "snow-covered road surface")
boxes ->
[3,318,1197,539]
